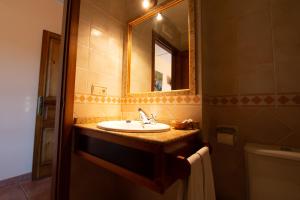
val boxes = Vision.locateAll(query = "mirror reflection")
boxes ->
[130,0,189,93]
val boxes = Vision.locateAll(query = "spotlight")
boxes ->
[142,0,150,9]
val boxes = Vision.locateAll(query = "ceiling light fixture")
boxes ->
[142,0,150,9]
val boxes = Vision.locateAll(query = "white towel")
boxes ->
[185,153,204,200]
[184,147,216,200]
[197,147,216,200]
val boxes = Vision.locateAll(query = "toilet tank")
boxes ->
[245,143,300,200]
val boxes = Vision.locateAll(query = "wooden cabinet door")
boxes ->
[32,30,61,180]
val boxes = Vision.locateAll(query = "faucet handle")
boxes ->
[150,113,157,119]
[150,113,157,123]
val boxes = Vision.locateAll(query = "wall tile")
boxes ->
[79,0,92,23]
[238,63,275,94]
[75,0,125,117]
[272,0,300,93]
[77,20,90,46]
[276,131,300,148]
[271,0,300,28]
[89,50,106,73]
[236,10,275,94]
[240,108,292,144]
[76,44,89,69]
[74,103,121,118]
[275,107,300,130]
[87,0,127,24]
[75,69,89,94]
[236,10,273,60]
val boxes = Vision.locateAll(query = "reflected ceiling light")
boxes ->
[142,0,150,9]
[91,28,102,37]
[156,13,163,21]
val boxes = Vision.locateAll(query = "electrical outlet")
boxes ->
[91,84,107,96]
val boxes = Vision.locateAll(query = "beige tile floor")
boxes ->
[0,178,51,200]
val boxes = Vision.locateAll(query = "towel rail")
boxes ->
[167,142,211,180]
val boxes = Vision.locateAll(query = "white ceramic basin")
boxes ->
[97,120,170,133]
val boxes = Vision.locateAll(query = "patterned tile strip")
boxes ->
[74,94,202,105]
[75,93,300,106]
[74,94,122,104]
[205,94,300,106]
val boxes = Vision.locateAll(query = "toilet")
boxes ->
[245,143,300,200]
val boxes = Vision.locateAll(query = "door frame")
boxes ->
[52,0,80,199]
[32,30,61,180]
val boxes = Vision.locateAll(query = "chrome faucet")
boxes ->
[138,108,156,124]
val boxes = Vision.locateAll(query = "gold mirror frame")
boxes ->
[126,0,196,97]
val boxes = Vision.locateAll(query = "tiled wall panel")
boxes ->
[202,0,300,199]
[74,0,125,118]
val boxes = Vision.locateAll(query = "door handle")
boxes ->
[37,96,44,116]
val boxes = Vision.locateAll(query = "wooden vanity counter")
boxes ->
[74,123,200,144]
[73,123,202,193]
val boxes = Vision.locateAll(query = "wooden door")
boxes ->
[32,30,61,180]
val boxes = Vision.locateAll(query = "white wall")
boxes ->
[0,0,63,181]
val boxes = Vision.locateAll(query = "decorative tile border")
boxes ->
[75,93,202,105]
[75,93,300,106]
[122,95,201,105]
[205,93,300,107]
[74,94,121,104]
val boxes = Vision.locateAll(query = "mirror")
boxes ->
[127,0,195,95]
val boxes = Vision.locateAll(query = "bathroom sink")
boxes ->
[97,120,170,133]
